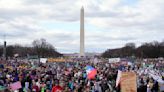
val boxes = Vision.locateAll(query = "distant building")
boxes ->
[63,53,101,58]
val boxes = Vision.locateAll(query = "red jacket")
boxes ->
[52,85,62,92]
[32,85,39,92]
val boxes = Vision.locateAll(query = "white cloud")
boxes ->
[0,0,163,53]
[0,0,23,9]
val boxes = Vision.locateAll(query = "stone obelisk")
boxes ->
[80,6,85,57]
[3,35,6,60]
[3,41,6,60]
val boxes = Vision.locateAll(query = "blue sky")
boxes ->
[0,0,164,53]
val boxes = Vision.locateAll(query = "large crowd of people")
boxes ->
[0,58,163,92]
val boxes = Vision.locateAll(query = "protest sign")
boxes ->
[40,58,47,63]
[10,81,22,91]
[120,72,137,92]
[25,82,29,89]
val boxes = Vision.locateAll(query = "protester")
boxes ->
[0,58,163,92]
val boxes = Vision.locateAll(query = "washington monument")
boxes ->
[80,6,85,57]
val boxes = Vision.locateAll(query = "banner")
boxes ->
[47,58,66,62]
[108,58,120,63]
[120,72,137,92]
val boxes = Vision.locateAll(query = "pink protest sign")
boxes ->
[10,81,22,90]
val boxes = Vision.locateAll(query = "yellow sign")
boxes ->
[47,58,66,62]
